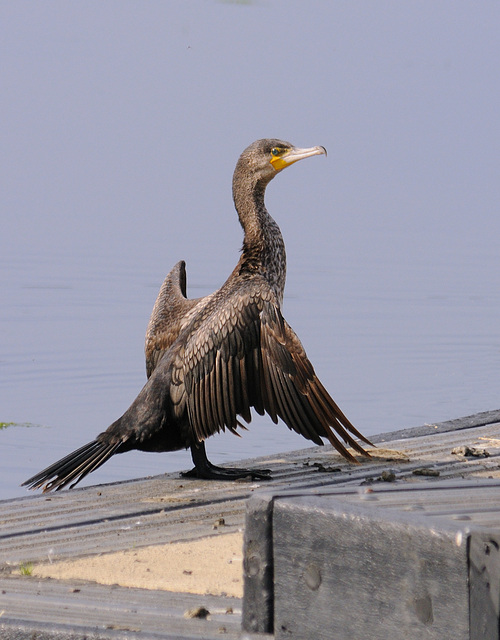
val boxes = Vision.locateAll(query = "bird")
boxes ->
[23,138,372,492]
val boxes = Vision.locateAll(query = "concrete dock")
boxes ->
[1,409,500,639]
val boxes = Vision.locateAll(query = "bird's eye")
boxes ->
[271,147,281,157]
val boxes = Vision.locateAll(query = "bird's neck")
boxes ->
[233,177,286,304]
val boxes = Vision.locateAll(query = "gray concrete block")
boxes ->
[243,480,500,639]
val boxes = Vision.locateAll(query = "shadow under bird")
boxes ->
[23,138,373,493]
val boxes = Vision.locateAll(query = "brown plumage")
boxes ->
[23,138,372,492]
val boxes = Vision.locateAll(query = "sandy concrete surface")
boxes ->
[32,531,244,597]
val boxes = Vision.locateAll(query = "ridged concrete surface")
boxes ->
[1,410,499,638]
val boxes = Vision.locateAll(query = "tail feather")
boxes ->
[22,440,121,493]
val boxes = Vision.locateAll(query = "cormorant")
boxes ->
[23,139,372,492]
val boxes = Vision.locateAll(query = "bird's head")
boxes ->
[234,139,327,188]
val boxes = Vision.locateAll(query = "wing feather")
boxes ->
[250,347,265,415]
[279,367,324,444]
[214,351,226,428]
[238,358,251,423]
[231,352,242,417]
[266,359,293,431]
[170,279,371,460]
[145,261,201,378]
[226,356,237,427]
[203,362,216,434]
[260,349,278,424]
[220,354,232,429]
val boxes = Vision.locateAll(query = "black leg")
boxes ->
[181,441,271,481]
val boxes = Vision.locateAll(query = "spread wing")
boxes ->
[145,261,202,378]
[169,281,371,461]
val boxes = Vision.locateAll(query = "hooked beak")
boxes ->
[270,145,327,171]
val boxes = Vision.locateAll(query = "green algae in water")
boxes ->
[0,421,37,430]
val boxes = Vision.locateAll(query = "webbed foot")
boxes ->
[183,442,271,481]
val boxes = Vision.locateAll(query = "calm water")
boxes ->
[1,2,499,499]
